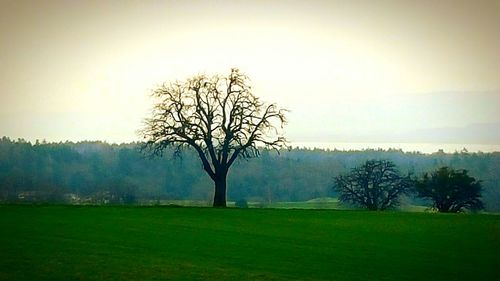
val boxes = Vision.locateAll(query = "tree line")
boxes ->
[0,137,499,211]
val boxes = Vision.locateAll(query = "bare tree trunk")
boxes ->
[213,174,227,207]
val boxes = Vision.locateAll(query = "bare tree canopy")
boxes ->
[333,159,413,211]
[141,68,287,207]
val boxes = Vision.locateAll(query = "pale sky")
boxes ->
[1,0,499,144]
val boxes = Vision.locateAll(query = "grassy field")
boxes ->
[151,198,343,209]
[152,197,428,212]
[0,205,499,280]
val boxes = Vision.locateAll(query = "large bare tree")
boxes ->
[141,69,287,207]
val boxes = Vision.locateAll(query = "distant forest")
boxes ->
[0,137,499,211]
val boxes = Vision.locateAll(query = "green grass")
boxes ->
[157,197,342,209]
[0,205,499,280]
[262,197,342,209]
[150,197,425,211]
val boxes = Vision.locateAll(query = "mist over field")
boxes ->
[1,138,499,211]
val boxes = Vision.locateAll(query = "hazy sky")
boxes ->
[1,0,499,144]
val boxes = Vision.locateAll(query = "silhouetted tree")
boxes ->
[416,167,483,212]
[1,137,499,210]
[333,159,413,210]
[141,69,287,207]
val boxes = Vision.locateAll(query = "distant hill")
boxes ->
[393,122,500,144]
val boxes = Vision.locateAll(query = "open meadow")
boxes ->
[0,205,499,281]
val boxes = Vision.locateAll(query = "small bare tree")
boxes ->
[333,160,413,210]
[141,69,287,207]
